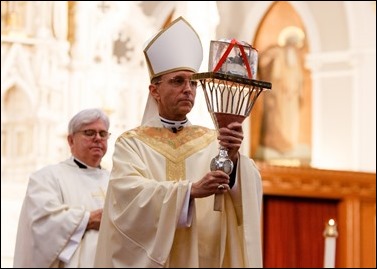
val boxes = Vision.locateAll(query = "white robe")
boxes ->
[13,158,109,268]
[94,117,263,268]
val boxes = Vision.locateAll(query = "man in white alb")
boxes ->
[14,108,111,267]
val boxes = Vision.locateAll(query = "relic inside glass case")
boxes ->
[208,39,258,79]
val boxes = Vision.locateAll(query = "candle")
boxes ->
[323,219,338,268]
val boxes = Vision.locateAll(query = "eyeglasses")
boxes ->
[155,76,198,89]
[76,129,111,140]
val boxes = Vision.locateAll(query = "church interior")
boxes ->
[1,1,375,267]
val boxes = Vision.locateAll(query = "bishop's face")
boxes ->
[150,70,198,121]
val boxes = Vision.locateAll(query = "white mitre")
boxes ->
[142,16,203,125]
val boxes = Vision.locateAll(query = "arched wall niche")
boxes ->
[251,1,312,166]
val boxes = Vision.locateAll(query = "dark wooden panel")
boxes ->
[263,196,338,268]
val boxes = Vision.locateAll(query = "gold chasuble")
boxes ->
[129,126,215,181]
[95,122,263,268]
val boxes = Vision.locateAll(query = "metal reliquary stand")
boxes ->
[192,71,271,211]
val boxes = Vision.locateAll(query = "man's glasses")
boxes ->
[76,129,111,140]
[155,76,198,89]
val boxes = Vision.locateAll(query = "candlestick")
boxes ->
[323,219,338,268]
